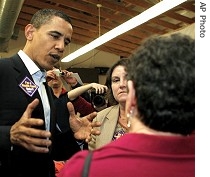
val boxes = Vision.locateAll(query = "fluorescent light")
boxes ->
[61,0,186,63]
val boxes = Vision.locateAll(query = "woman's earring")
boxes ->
[127,109,134,128]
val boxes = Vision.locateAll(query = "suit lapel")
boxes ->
[44,83,56,133]
[44,82,56,153]
[10,54,57,153]
[97,105,120,148]
[11,54,42,105]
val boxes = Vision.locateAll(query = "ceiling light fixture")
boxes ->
[61,0,186,63]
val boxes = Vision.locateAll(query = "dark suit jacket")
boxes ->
[0,54,79,177]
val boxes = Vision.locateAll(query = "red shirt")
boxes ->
[60,88,95,116]
[59,133,195,177]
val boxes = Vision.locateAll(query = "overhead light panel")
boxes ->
[61,0,186,63]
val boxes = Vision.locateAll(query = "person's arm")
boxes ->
[67,83,108,101]
[72,96,95,116]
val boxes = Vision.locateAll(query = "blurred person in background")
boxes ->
[47,68,107,176]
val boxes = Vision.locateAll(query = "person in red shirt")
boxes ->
[47,68,107,176]
[58,33,195,177]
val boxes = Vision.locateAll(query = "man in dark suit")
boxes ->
[0,8,97,177]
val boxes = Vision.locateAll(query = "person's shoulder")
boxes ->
[58,150,90,176]
[0,56,11,64]
[0,54,19,71]
[97,105,118,114]
[95,105,119,121]
[0,54,20,65]
[92,135,130,156]
[64,150,90,166]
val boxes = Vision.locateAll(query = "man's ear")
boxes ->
[25,24,35,40]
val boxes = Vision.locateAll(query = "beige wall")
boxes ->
[164,23,195,39]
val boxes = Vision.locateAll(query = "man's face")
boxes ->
[24,16,73,71]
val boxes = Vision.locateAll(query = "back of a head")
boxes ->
[127,33,195,135]
[30,8,72,29]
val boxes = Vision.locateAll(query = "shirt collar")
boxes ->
[18,50,45,76]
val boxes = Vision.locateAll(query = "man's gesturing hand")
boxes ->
[68,102,97,140]
[10,99,52,153]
